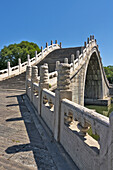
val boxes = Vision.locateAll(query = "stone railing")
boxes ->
[42,89,55,132]
[54,36,97,77]
[69,36,110,90]
[26,62,113,170]
[60,99,109,170]
[0,41,60,81]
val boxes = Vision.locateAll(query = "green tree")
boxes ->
[104,65,113,84]
[0,41,41,69]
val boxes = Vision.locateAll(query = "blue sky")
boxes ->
[0,0,112,66]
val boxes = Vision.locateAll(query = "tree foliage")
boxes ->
[0,41,41,69]
[104,65,113,84]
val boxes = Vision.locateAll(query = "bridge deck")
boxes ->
[0,79,78,169]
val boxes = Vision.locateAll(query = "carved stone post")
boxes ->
[18,58,21,72]
[87,37,89,44]
[31,66,38,102]
[84,41,86,48]
[31,66,38,83]
[35,51,37,62]
[26,66,31,97]
[64,58,68,64]
[86,46,89,56]
[92,35,94,39]
[76,50,80,66]
[56,61,60,71]
[51,40,53,45]
[54,63,72,141]
[46,42,48,51]
[26,66,31,80]
[38,64,49,115]
[41,46,43,56]
[27,54,30,66]
[89,42,91,52]
[71,54,75,71]
[7,61,11,76]
[51,40,53,49]
[90,35,94,41]
[82,50,85,58]
[60,42,62,48]
[40,63,49,89]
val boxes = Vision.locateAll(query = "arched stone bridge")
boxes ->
[1,36,113,170]
[0,36,112,106]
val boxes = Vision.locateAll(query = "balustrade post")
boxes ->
[26,66,31,97]
[7,61,11,76]
[51,40,53,45]
[76,50,80,66]
[26,65,31,80]
[18,58,21,72]
[91,37,95,47]
[83,50,85,58]
[54,63,72,141]
[60,42,62,48]
[90,35,94,41]
[90,35,92,41]
[38,63,49,115]
[71,54,75,71]
[89,42,91,52]
[51,40,53,49]
[92,35,94,39]
[56,61,60,71]
[46,42,48,52]
[86,45,89,56]
[35,51,37,62]
[31,66,38,102]
[27,54,30,66]
[84,41,86,48]
[41,46,43,56]
[87,37,89,44]
[64,58,68,64]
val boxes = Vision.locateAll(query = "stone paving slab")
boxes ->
[0,88,79,170]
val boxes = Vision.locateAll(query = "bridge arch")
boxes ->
[84,49,104,105]
[70,46,109,106]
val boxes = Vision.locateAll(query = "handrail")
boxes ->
[70,39,110,90]
[0,43,60,81]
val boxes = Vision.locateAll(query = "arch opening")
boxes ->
[84,52,103,104]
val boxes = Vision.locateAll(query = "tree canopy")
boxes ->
[0,41,41,69]
[104,65,113,84]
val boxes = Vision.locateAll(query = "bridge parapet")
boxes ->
[26,62,113,170]
[0,41,60,81]
[60,99,112,169]
[67,36,97,74]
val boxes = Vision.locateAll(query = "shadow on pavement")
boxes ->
[5,94,57,170]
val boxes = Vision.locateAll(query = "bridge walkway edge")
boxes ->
[24,94,79,170]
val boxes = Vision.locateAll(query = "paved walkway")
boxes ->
[0,78,78,170]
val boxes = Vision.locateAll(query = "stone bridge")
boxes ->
[0,36,112,106]
[0,36,113,170]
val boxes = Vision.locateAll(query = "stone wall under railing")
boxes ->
[26,63,113,170]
